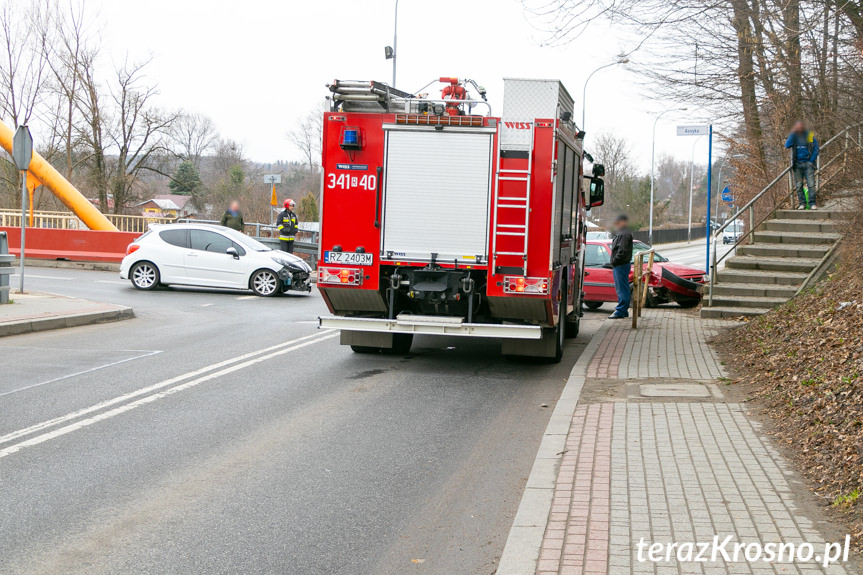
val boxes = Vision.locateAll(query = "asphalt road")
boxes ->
[1,267,605,575]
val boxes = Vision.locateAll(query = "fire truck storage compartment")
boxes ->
[381,126,494,263]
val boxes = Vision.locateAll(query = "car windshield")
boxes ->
[217,227,272,252]
[586,231,610,240]
[632,241,668,263]
[727,223,743,233]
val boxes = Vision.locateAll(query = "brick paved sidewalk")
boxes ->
[500,309,857,575]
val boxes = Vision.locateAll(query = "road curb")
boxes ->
[0,306,134,338]
[495,318,612,575]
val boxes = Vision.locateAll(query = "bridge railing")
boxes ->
[0,209,175,232]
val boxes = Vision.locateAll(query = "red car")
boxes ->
[582,240,706,309]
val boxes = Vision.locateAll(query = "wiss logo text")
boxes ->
[503,122,532,130]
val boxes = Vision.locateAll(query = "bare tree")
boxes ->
[288,100,326,170]
[107,58,177,213]
[45,0,94,179]
[0,0,52,128]
[171,111,217,167]
[73,49,111,210]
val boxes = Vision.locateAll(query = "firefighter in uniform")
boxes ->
[277,199,299,253]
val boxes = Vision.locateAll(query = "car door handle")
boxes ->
[186,252,198,257]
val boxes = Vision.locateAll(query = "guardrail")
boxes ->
[631,248,656,329]
[707,123,860,304]
[0,231,12,303]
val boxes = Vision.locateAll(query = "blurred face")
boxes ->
[793,121,806,134]
[614,218,627,231]
[230,201,240,212]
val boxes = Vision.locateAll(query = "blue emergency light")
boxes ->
[340,126,362,150]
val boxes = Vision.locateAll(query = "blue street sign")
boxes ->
[721,186,733,203]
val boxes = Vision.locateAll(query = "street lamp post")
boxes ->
[649,107,687,245]
[392,0,398,87]
[384,0,399,87]
[581,56,629,130]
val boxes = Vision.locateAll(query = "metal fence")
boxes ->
[633,226,707,245]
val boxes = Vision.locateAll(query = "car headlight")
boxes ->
[272,257,292,267]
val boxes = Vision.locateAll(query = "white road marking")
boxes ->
[95,280,128,285]
[0,331,335,456]
[235,295,257,300]
[201,303,214,307]
[0,350,163,398]
[9,274,73,281]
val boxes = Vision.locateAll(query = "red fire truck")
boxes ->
[317,77,605,361]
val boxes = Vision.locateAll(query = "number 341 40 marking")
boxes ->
[326,173,377,191]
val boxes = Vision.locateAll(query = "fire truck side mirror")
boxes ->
[588,177,605,208]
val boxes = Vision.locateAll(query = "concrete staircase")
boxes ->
[701,208,844,319]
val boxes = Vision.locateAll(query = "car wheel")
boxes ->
[645,292,659,308]
[584,301,603,310]
[130,261,160,290]
[250,269,280,297]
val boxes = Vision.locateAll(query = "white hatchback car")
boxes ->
[120,223,313,296]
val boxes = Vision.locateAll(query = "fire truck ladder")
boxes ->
[492,141,533,277]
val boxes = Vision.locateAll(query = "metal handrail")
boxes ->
[706,123,860,304]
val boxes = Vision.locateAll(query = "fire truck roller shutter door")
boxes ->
[382,128,494,263]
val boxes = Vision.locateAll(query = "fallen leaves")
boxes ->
[718,213,863,551]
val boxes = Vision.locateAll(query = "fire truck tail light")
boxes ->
[503,276,549,295]
[319,267,362,286]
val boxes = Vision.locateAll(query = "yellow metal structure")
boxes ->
[0,120,117,231]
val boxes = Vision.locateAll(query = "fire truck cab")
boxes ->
[317,77,605,362]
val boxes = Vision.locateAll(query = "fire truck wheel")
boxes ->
[565,313,580,339]
[351,346,381,354]
[583,301,603,310]
[385,333,413,355]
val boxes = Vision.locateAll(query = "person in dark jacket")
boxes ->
[609,214,633,319]
[784,121,819,210]
[276,199,299,253]
[220,200,245,232]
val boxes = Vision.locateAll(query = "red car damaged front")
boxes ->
[582,240,705,309]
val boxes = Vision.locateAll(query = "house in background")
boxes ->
[135,195,196,219]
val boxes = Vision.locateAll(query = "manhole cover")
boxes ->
[639,383,711,398]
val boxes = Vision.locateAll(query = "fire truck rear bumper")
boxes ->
[318,314,542,340]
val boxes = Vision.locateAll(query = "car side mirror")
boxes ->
[226,247,240,259]
[589,177,605,208]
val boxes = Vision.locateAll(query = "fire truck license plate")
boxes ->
[324,251,373,266]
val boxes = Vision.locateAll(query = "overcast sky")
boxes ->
[87,0,719,171]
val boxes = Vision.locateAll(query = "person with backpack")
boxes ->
[277,199,299,253]
[785,121,819,210]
